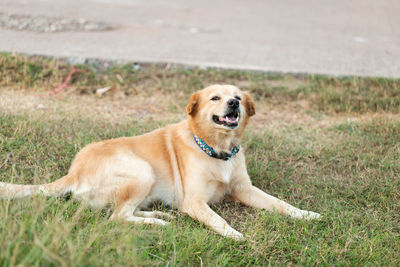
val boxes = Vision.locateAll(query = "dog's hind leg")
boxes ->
[124,214,169,226]
[134,211,175,220]
[109,176,169,226]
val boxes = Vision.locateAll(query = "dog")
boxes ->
[0,84,320,240]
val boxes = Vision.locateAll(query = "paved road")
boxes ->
[0,0,399,77]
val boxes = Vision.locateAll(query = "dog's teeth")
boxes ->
[226,116,229,121]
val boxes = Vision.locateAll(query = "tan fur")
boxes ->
[0,84,320,239]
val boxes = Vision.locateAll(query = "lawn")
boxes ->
[0,53,399,266]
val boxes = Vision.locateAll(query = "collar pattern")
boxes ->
[193,135,240,161]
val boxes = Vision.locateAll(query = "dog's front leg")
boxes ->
[181,197,244,240]
[231,183,321,220]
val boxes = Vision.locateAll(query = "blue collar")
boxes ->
[193,135,240,161]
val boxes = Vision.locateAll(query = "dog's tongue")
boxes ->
[219,116,237,123]
[219,116,227,122]
[227,116,236,123]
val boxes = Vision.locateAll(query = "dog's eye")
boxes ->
[235,96,241,101]
[210,96,220,101]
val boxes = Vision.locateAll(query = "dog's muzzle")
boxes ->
[212,99,240,128]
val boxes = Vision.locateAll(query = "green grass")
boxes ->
[1,113,399,266]
[1,53,400,113]
[0,54,400,266]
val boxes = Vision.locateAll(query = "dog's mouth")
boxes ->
[212,111,240,128]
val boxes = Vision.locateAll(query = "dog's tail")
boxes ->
[0,175,73,199]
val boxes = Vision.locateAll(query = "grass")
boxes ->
[1,53,400,113]
[0,53,400,266]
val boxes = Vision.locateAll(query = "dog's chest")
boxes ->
[205,160,236,203]
[209,159,235,184]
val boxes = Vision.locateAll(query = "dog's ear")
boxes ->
[186,92,200,115]
[243,92,256,116]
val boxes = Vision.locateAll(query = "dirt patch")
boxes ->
[1,89,399,134]
[0,89,185,124]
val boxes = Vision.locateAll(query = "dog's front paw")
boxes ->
[301,210,321,220]
[288,208,321,220]
[223,227,245,241]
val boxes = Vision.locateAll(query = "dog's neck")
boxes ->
[188,119,240,154]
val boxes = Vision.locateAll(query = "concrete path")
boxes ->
[0,0,399,77]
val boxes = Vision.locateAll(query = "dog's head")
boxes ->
[186,85,255,135]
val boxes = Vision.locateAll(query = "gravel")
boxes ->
[0,13,116,32]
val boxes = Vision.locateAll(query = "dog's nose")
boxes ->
[228,98,240,109]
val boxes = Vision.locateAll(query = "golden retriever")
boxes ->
[0,84,320,240]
